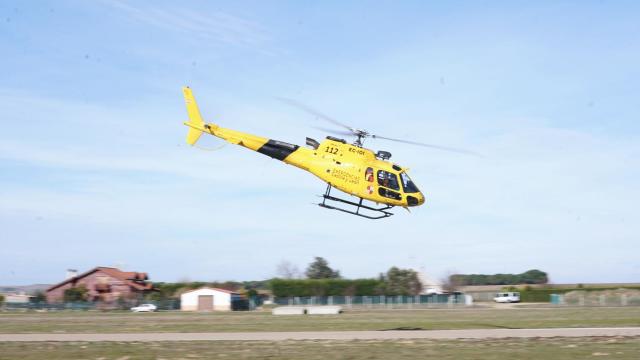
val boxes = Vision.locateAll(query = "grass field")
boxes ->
[1,337,639,359]
[1,307,639,333]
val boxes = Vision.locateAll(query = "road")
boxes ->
[1,327,639,342]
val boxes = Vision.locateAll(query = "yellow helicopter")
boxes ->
[182,87,473,219]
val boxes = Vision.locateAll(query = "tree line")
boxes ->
[270,257,422,297]
[449,269,548,286]
[147,257,424,300]
[53,258,549,302]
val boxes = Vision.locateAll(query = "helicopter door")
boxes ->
[365,167,374,182]
[377,170,402,200]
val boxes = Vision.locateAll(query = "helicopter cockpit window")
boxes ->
[377,170,399,191]
[365,167,374,182]
[400,172,420,193]
[378,187,401,200]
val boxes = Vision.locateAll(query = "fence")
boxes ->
[552,292,640,307]
[1,299,180,311]
[273,294,471,309]
[466,291,564,302]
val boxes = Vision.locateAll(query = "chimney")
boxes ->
[66,269,78,279]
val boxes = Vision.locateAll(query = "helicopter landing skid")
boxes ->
[319,184,394,219]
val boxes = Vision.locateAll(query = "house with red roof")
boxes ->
[46,266,154,303]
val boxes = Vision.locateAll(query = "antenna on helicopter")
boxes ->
[277,97,480,156]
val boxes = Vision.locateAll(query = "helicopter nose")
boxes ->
[406,192,425,207]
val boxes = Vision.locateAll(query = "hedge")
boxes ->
[270,279,384,297]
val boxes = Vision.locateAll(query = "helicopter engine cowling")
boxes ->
[376,150,392,160]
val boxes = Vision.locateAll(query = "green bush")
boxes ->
[519,289,558,302]
[380,267,422,296]
[31,291,46,303]
[63,285,88,302]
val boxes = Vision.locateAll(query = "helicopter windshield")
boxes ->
[377,170,400,191]
[400,172,420,193]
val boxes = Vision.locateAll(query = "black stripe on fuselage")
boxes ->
[257,139,299,161]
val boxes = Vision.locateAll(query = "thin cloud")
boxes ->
[0,140,316,191]
[105,1,271,48]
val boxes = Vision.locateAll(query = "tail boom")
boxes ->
[181,87,301,161]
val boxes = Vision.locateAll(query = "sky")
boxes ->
[1,1,639,285]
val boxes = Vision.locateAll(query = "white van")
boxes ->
[493,292,520,303]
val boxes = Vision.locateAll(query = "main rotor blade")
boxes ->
[276,97,356,134]
[312,126,355,137]
[371,134,481,156]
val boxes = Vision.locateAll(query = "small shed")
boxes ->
[180,288,242,311]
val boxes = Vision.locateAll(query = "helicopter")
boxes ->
[181,87,473,219]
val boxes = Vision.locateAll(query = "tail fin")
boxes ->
[182,86,215,145]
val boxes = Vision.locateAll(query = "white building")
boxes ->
[180,288,242,311]
[3,293,33,303]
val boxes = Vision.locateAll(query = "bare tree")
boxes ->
[440,270,462,293]
[276,260,301,279]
